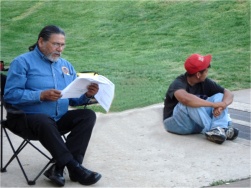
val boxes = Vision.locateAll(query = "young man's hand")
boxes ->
[212,101,227,117]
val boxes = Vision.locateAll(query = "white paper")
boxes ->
[61,75,115,112]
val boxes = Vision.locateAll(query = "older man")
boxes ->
[4,25,101,186]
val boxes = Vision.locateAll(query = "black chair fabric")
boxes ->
[0,73,53,185]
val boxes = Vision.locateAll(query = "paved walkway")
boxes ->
[1,89,250,187]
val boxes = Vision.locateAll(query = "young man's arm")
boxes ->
[174,89,226,109]
[212,89,234,117]
[222,89,234,107]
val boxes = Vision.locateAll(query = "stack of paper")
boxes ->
[61,74,115,112]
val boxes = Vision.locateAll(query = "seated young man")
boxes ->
[163,53,238,144]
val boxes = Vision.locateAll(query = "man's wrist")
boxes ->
[85,93,93,99]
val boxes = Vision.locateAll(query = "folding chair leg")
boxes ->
[32,159,53,184]
[27,141,52,160]
[2,139,28,171]
[1,132,6,172]
[1,127,53,185]
[2,128,34,184]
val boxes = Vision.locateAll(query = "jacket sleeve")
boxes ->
[68,94,91,106]
[4,59,42,105]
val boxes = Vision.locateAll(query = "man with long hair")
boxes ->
[4,25,101,186]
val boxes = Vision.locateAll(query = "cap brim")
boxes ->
[203,54,212,68]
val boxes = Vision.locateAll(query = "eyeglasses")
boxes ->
[48,41,66,49]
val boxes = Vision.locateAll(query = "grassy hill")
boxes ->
[1,0,250,112]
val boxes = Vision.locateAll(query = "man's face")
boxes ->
[199,68,209,81]
[38,33,65,62]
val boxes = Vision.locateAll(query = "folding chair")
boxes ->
[77,70,98,77]
[1,70,99,185]
[0,73,53,185]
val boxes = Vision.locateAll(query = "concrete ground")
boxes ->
[0,89,250,187]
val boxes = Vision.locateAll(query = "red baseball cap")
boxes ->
[184,54,212,74]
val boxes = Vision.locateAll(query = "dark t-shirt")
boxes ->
[163,73,225,120]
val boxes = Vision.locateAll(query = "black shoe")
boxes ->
[44,164,65,186]
[68,163,101,185]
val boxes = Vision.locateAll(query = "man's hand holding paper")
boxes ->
[61,74,115,112]
[86,83,99,98]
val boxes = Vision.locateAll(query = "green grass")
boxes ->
[1,0,250,113]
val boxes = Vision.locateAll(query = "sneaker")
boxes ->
[205,127,226,144]
[225,127,239,140]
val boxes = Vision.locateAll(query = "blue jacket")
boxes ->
[4,46,90,121]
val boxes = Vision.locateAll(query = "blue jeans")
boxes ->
[163,93,229,135]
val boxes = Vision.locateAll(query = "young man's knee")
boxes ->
[208,93,224,102]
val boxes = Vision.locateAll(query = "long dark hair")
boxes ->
[28,25,65,51]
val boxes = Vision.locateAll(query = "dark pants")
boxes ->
[6,109,96,167]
